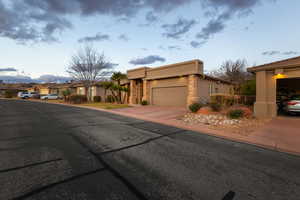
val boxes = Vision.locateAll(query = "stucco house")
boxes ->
[248,56,300,118]
[124,60,233,107]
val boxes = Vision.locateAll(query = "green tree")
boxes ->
[62,89,71,102]
[241,79,256,96]
[111,72,127,103]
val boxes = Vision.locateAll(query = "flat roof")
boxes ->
[248,56,300,72]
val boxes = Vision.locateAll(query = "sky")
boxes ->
[0,0,299,82]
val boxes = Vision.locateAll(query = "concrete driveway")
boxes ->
[1,99,300,200]
[250,116,300,154]
[113,105,187,120]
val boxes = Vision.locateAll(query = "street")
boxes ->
[1,99,300,200]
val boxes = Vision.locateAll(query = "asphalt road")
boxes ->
[1,99,300,200]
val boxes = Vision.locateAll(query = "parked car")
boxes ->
[40,94,59,100]
[283,95,300,114]
[18,92,39,99]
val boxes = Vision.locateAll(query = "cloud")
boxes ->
[262,51,281,56]
[162,18,197,39]
[168,45,181,50]
[78,33,110,43]
[190,41,204,48]
[282,51,299,55]
[262,51,299,56]
[0,67,17,72]
[0,0,193,43]
[129,55,166,65]
[0,1,72,43]
[195,12,230,45]
[145,11,158,23]
[119,34,129,41]
[193,0,262,46]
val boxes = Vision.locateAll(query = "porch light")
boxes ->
[274,73,286,79]
[274,68,285,79]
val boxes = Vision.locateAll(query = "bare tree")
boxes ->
[210,59,253,94]
[67,45,113,100]
[210,59,250,84]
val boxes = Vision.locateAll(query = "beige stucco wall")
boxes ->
[127,67,148,79]
[40,88,50,95]
[146,60,203,80]
[77,87,86,95]
[198,78,232,103]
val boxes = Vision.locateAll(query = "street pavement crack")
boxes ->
[13,168,106,200]
[98,130,185,156]
[69,133,149,200]
[0,158,63,173]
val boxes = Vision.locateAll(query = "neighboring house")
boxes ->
[73,82,109,101]
[0,84,29,97]
[248,56,300,118]
[125,60,233,107]
[49,83,77,97]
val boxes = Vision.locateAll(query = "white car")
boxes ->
[18,92,39,99]
[40,94,59,100]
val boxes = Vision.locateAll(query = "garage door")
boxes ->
[152,86,187,106]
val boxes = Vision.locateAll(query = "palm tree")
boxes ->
[111,72,127,103]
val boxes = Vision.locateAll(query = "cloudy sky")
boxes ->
[0,0,299,82]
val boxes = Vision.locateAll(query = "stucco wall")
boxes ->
[40,88,50,95]
[146,60,203,80]
[77,87,86,95]
[127,67,148,79]
[198,78,233,103]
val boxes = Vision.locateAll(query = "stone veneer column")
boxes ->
[142,79,149,102]
[129,80,137,104]
[254,70,277,118]
[187,75,201,106]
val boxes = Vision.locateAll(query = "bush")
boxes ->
[231,106,253,118]
[141,100,148,105]
[189,103,203,113]
[106,95,115,103]
[210,102,222,112]
[228,109,244,119]
[4,90,17,98]
[69,95,87,104]
[93,96,102,102]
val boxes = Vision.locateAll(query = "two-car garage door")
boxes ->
[152,86,187,106]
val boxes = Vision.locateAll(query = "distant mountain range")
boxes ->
[0,74,72,83]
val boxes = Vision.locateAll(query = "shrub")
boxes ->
[189,103,203,113]
[231,106,253,118]
[106,95,115,103]
[93,96,102,102]
[141,100,148,105]
[210,102,222,112]
[228,109,244,119]
[69,95,87,104]
[4,90,17,98]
